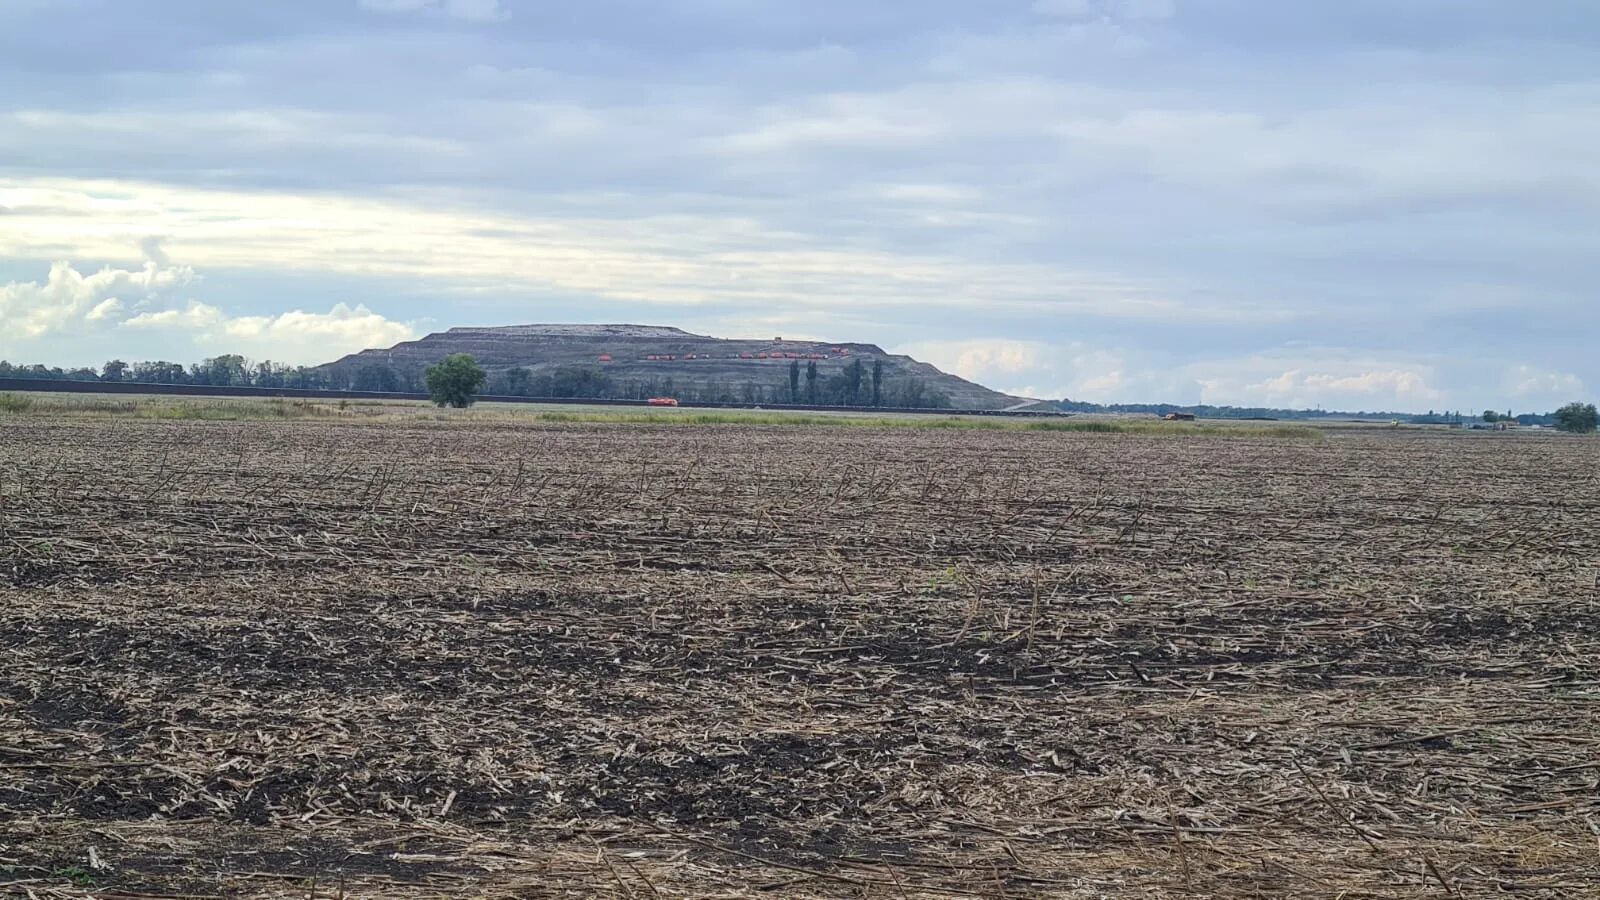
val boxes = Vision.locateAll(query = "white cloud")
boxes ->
[903,340,1201,405]
[1240,368,1445,408]
[5,2,1597,407]
[357,0,508,23]
[1035,349,1202,405]
[139,235,171,266]
[900,339,1468,411]
[1502,365,1586,408]
[1,261,415,365]
[0,260,196,341]
[904,339,1046,381]
[125,300,415,364]
[0,177,1220,324]
[714,110,939,156]
[85,297,124,322]
[120,301,225,331]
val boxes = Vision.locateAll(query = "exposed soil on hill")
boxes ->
[318,324,1024,409]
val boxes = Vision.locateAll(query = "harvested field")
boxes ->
[2,417,1598,898]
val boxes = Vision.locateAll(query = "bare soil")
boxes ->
[1,420,1597,898]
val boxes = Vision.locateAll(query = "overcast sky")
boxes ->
[2,0,1595,411]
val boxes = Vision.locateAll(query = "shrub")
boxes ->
[426,354,488,409]
[1553,402,1599,434]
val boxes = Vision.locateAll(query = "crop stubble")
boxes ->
[1,419,1598,898]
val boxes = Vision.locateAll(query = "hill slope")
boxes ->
[316,324,1025,409]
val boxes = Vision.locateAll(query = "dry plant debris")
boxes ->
[1,419,1598,898]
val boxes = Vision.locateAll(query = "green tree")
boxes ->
[194,354,248,387]
[805,361,818,404]
[1482,410,1500,423]
[871,359,883,407]
[843,359,865,405]
[1553,402,1598,434]
[132,361,188,384]
[503,367,533,396]
[353,364,402,392]
[282,366,311,389]
[101,360,128,382]
[217,354,249,386]
[789,360,800,403]
[253,361,289,388]
[549,366,612,398]
[425,354,488,408]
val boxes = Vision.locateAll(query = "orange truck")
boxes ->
[647,397,680,407]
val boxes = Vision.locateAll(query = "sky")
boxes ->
[2,0,1596,412]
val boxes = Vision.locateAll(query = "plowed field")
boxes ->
[3,419,1597,897]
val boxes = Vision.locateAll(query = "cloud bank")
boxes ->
[1,261,415,366]
[0,0,1595,411]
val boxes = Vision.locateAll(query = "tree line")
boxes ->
[0,354,955,410]
[1052,397,1598,433]
[474,357,950,408]
[0,355,347,389]
[1412,405,1598,432]
[5,354,1591,426]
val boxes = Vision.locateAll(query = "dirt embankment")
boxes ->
[318,323,1024,409]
